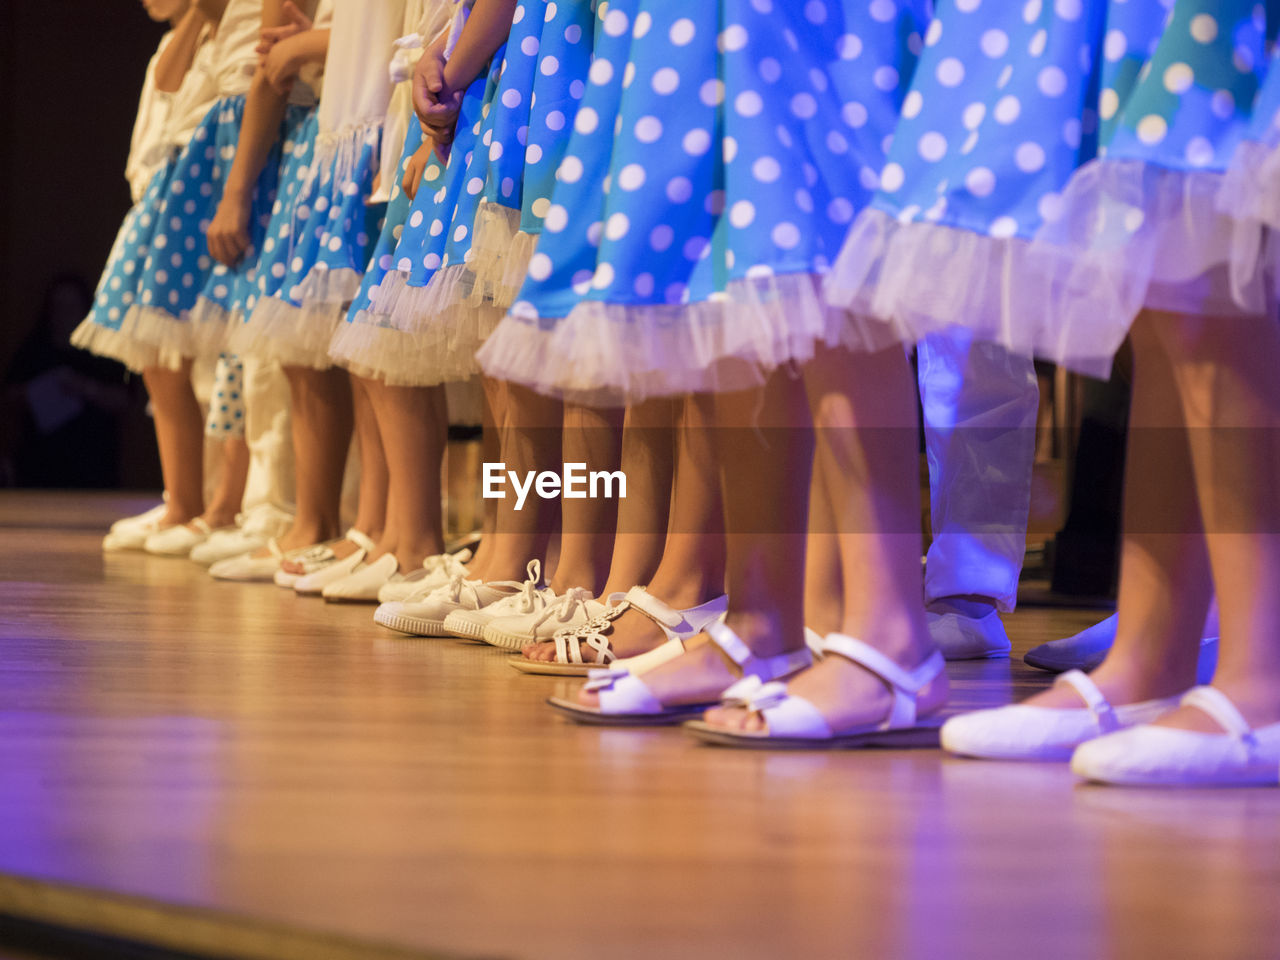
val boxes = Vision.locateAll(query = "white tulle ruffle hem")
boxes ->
[827,159,1268,379]
[467,201,537,310]
[475,270,900,407]
[70,303,225,372]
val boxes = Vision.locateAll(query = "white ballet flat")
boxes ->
[376,549,472,603]
[509,588,729,677]
[684,633,945,749]
[190,504,294,566]
[547,620,812,726]
[209,539,291,582]
[322,552,402,603]
[926,606,1011,660]
[940,670,1182,762]
[282,529,377,592]
[1071,686,1280,787]
[102,502,168,551]
[144,518,228,557]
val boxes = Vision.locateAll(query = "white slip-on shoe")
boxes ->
[144,518,229,557]
[281,529,377,592]
[190,504,295,566]
[322,553,402,603]
[374,572,527,637]
[209,539,290,582]
[509,589,729,676]
[481,587,612,651]
[102,503,170,551]
[442,560,551,640]
[1071,687,1280,788]
[1025,613,1221,683]
[108,501,166,534]
[940,670,1183,762]
[926,605,1011,660]
[377,549,473,603]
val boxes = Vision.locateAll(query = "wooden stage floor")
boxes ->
[2,491,1278,960]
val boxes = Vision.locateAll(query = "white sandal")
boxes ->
[684,633,946,750]
[509,588,728,677]
[546,620,811,726]
[939,670,1182,761]
[1071,686,1280,787]
[281,529,377,592]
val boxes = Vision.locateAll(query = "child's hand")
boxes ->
[256,1,312,68]
[412,46,464,146]
[261,33,307,95]
[207,191,252,266]
[401,140,440,201]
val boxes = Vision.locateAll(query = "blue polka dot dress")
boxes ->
[329,121,427,382]
[827,0,1276,378]
[70,157,180,371]
[475,0,930,406]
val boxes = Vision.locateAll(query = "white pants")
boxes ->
[919,328,1038,612]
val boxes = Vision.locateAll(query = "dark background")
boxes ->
[1,1,168,487]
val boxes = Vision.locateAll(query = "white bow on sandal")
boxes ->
[1071,686,1280,787]
[546,619,811,726]
[684,633,946,749]
[509,586,729,677]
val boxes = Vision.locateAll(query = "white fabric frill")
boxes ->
[475,270,900,407]
[826,158,1268,380]
[70,303,225,373]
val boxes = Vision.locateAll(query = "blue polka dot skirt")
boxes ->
[475,0,930,406]
[71,154,180,371]
[828,0,1277,379]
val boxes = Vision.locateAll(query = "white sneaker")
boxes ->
[102,503,168,551]
[374,572,527,637]
[926,603,1011,660]
[322,553,402,603]
[1071,686,1280,787]
[145,517,233,557]
[377,549,473,603]
[441,560,550,639]
[482,586,612,650]
[190,503,294,566]
[940,670,1182,762]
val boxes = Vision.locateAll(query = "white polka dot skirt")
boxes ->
[204,353,247,438]
[828,0,1277,379]
[476,0,930,406]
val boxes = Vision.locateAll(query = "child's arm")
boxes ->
[207,1,328,266]
[412,0,518,142]
[154,5,214,94]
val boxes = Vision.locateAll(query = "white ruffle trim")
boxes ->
[329,297,505,387]
[1217,138,1280,302]
[827,159,1267,379]
[476,271,899,406]
[468,201,537,310]
[71,304,225,372]
[229,295,346,370]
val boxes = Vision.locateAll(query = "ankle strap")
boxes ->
[1054,670,1118,733]
[345,528,377,552]
[1182,686,1258,745]
[705,620,811,681]
[820,633,945,729]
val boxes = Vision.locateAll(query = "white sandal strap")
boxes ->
[189,517,213,535]
[583,668,663,714]
[705,620,812,681]
[819,633,945,729]
[346,528,377,552]
[1182,686,1258,744]
[623,586,683,629]
[1055,669,1120,733]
